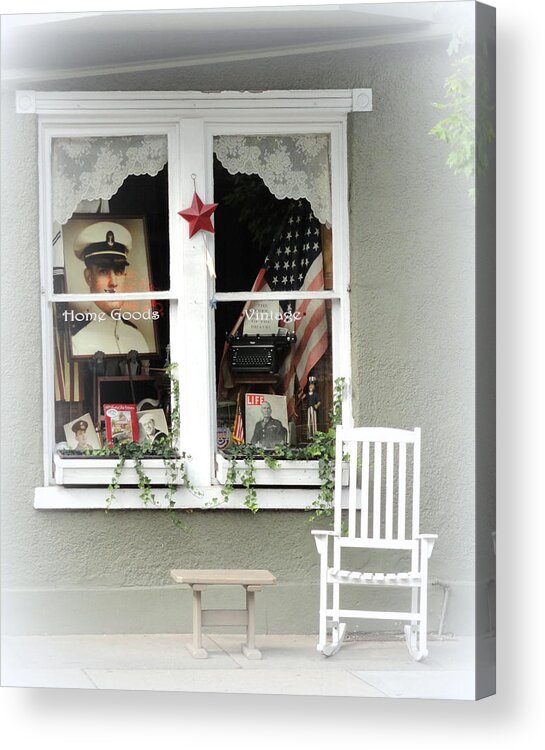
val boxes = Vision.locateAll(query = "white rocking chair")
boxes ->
[312,426,437,660]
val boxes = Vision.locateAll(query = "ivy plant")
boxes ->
[59,363,199,527]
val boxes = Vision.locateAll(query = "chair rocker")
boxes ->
[312,426,437,660]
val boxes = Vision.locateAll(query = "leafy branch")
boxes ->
[429,34,495,202]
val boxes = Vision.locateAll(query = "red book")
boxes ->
[103,404,139,447]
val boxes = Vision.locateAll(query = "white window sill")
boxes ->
[43,453,347,509]
[216,453,349,486]
[54,454,176,486]
[34,485,321,510]
[53,453,347,488]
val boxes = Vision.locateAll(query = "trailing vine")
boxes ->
[59,363,199,527]
[304,376,345,523]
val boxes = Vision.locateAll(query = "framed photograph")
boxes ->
[245,393,288,449]
[104,403,139,446]
[63,412,101,451]
[60,215,159,358]
[136,408,169,445]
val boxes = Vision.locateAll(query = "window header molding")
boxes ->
[16,89,372,117]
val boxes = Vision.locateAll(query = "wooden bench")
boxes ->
[170,569,276,659]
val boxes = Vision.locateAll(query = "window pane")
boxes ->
[53,300,172,451]
[213,134,333,293]
[215,299,333,450]
[52,136,170,294]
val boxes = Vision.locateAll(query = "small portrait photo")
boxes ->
[60,215,159,358]
[137,409,169,445]
[245,393,288,449]
[64,413,101,452]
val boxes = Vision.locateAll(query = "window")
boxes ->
[212,134,335,446]
[18,89,372,508]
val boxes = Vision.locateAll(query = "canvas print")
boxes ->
[60,215,159,358]
[0,1,495,705]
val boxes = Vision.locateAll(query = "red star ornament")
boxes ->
[178,192,219,238]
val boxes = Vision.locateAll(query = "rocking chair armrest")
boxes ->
[417,534,438,559]
[311,529,337,556]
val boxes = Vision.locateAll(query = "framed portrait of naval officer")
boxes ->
[61,216,159,358]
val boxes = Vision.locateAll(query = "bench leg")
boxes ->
[241,586,262,660]
[187,587,208,659]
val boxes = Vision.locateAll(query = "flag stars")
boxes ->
[274,261,280,270]
[282,276,288,284]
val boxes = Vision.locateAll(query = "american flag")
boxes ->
[53,229,82,402]
[219,199,328,418]
[231,391,245,444]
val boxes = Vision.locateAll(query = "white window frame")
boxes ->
[17,89,372,510]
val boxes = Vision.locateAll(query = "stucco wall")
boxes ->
[1,38,478,636]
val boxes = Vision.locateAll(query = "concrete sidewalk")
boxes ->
[1,633,483,699]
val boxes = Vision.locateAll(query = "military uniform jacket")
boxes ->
[71,315,150,356]
[250,418,287,448]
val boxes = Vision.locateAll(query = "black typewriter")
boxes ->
[227,332,296,374]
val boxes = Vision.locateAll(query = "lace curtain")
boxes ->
[52,133,331,226]
[52,135,168,225]
[214,134,331,226]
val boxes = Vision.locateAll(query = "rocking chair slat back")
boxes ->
[385,441,394,539]
[398,441,407,539]
[335,426,421,544]
[360,440,370,538]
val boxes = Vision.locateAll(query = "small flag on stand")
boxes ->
[232,392,245,444]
